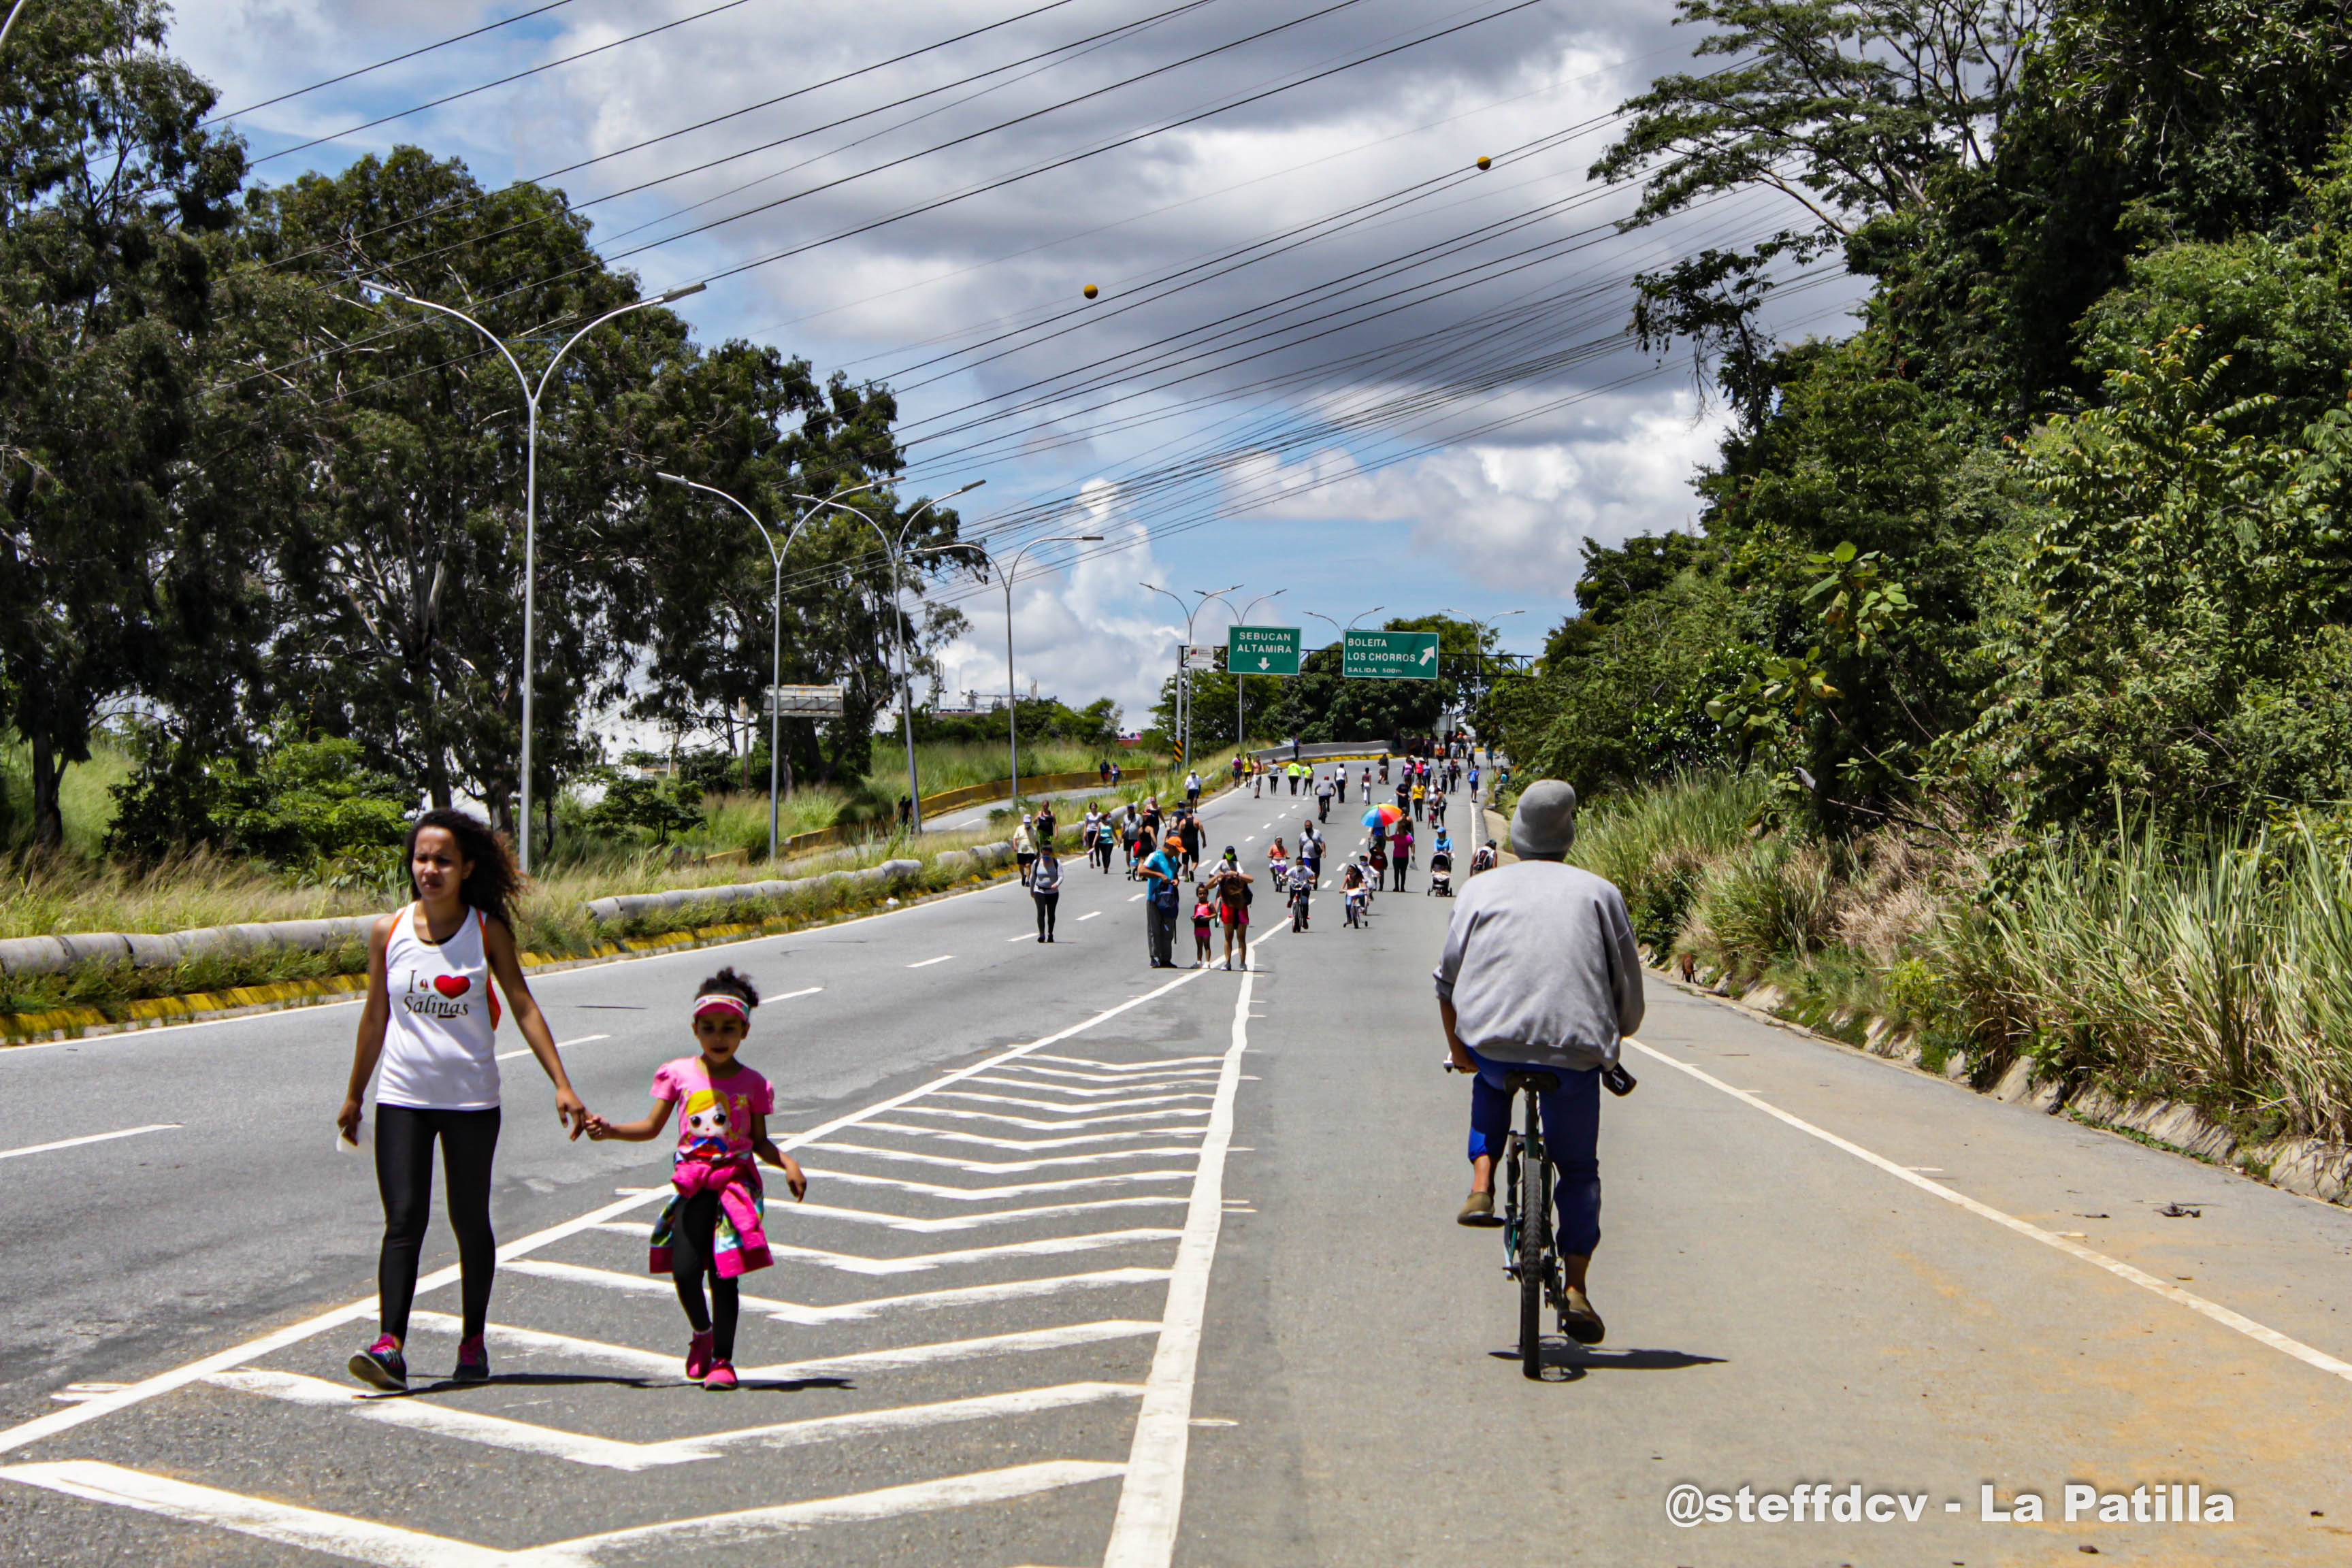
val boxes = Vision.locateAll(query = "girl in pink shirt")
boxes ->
[586,966,806,1390]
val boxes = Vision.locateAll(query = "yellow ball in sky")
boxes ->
[1083,283,1099,299]
[1476,155,1492,171]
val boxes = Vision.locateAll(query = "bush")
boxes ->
[106,723,409,873]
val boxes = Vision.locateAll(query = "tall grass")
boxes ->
[1570,773,2352,1142]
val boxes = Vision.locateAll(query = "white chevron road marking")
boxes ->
[996,1065,1222,1086]
[0,1458,1128,1566]
[883,1105,1209,1131]
[1030,1054,1225,1072]
[964,1074,1217,1098]
[208,1369,1146,1471]
[934,1090,1213,1115]
[796,1166,1194,1200]
[509,1258,1171,1325]
[595,1195,1188,1235]
[756,1228,1182,1275]
[736,1320,1161,1381]
[856,1119,1205,1151]
[804,1139,1204,1174]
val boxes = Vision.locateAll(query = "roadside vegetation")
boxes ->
[1493,1,2352,1149]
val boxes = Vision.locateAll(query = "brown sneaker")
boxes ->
[1456,1191,1497,1226]
[1561,1286,1605,1345]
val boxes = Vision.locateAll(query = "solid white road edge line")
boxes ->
[1100,923,1277,1568]
[0,949,1235,1456]
[1624,1037,2352,1386]
[0,1123,180,1161]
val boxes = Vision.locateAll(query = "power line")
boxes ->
[248,0,755,167]
[206,0,582,123]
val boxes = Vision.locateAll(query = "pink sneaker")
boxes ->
[684,1330,715,1382]
[702,1359,737,1392]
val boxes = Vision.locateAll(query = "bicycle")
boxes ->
[1447,1057,1638,1377]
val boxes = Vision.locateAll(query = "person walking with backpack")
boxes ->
[1141,832,1183,968]
[1435,781,1643,1345]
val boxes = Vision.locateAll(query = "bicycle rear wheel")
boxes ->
[1517,1137,1545,1378]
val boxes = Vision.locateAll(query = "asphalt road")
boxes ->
[3,762,2351,1564]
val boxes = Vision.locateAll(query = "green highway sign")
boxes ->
[1227,624,1302,676]
[1342,628,1441,680]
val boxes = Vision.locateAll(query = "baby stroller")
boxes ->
[1426,849,1453,897]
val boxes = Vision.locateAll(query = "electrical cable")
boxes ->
[206,0,582,124]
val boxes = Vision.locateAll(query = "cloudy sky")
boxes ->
[170,0,1859,723]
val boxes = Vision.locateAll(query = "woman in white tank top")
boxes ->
[336,810,587,1392]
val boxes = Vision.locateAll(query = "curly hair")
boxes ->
[696,965,761,1009]
[405,808,521,927]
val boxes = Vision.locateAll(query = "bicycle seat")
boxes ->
[1501,1069,1561,1094]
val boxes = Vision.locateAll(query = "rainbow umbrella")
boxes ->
[1362,803,1402,828]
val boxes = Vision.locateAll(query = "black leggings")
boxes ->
[375,1105,500,1343]
[668,1189,740,1360]
[1035,891,1060,937]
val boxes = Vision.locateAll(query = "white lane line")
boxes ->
[0,943,1236,1457]
[737,1320,1160,1380]
[771,986,823,1002]
[1079,910,1102,921]
[858,1120,1204,1152]
[510,1258,1172,1326]
[0,1123,179,1162]
[887,1105,1209,1131]
[1032,1054,1226,1071]
[0,1458,1127,1565]
[497,1032,610,1062]
[907,955,953,968]
[795,1166,1193,1200]
[1625,1038,2352,1387]
[210,1370,1145,1471]
[1007,932,1037,942]
[804,1141,1204,1174]
[1128,892,1144,902]
[1102,923,1277,1567]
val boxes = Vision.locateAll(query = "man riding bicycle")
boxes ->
[1434,781,1642,1345]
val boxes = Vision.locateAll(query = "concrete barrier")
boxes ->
[0,849,1010,979]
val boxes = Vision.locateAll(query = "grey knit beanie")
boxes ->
[1509,780,1578,856]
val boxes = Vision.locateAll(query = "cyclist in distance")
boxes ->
[1434,781,1642,1345]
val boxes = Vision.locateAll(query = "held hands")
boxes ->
[556,1088,589,1141]
[581,1111,615,1141]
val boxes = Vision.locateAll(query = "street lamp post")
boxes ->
[800,481,983,836]
[960,536,1102,810]
[1439,607,1524,734]
[1142,583,1240,772]
[1230,589,1285,760]
[369,278,706,872]
[0,1,35,53]
[655,474,881,862]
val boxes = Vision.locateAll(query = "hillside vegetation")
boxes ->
[1497,0,2352,1143]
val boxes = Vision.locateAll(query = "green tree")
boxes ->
[0,0,245,845]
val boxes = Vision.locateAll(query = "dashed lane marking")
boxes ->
[907,955,954,968]
[1079,910,1102,920]
[497,1032,610,1062]
[0,1124,180,1162]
